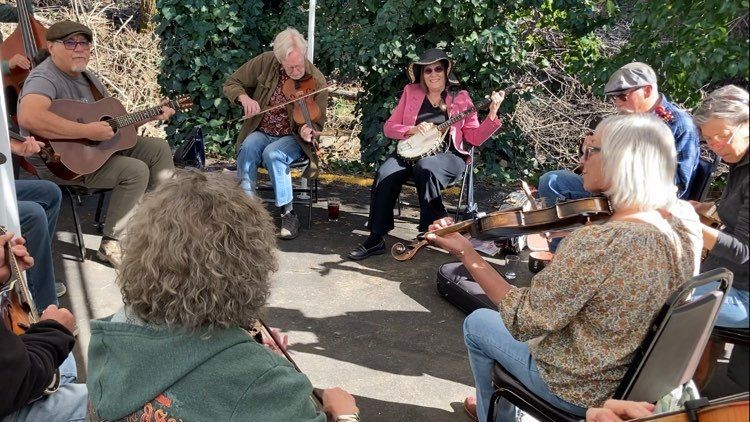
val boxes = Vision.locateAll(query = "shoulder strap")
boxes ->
[81,72,104,101]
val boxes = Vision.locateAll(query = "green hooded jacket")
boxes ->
[87,315,326,421]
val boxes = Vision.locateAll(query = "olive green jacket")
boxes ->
[223,51,327,178]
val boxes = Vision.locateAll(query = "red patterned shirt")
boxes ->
[258,66,293,136]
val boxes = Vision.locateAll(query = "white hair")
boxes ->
[597,113,678,211]
[273,27,308,62]
[693,85,749,127]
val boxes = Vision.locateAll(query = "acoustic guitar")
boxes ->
[30,95,193,180]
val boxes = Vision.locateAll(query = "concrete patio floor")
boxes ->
[54,177,532,422]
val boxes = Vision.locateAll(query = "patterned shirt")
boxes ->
[258,66,293,136]
[658,95,700,199]
[498,209,701,407]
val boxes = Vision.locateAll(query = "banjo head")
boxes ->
[397,127,444,159]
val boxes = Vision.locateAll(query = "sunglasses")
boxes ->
[582,146,601,161]
[423,65,444,75]
[57,39,92,51]
[611,87,642,102]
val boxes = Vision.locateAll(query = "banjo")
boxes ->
[396,83,532,161]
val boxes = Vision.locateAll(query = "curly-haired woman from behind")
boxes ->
[85,169,358,421]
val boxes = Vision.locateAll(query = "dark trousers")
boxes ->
[368,152,465,234]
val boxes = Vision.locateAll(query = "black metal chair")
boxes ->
[63,186,112,262]
[685,153,721,201]
[396,147,478,221]
[256,156,318,228]
[486,268,733,422]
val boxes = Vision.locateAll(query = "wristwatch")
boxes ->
[334,413,361,422]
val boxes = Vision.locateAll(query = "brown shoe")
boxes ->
[464,396,478,421]
[96,238,122,267]
[277,212,300,240]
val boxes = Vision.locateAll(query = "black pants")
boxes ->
[368,152,466,234]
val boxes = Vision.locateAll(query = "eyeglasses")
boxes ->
[56,39,92,51]
[611,87,642,102]
[702,129,736,146]
[582,146,601,161]
[423,65,444,75]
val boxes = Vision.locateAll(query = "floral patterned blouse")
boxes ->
[498,207,701,408]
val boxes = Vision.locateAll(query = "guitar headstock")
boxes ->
[172,95,194,112]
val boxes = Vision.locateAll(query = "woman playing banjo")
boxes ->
[348,48,504,260]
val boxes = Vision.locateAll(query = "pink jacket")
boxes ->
[384,83,502,159]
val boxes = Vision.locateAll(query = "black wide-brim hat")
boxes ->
[407,48,455,84]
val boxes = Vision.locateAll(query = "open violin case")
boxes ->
[435,261,496,314]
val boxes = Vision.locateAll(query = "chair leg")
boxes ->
[456,166,470,221]
[65,188,86,262]
[94,192,107,233]
[487,390,500,422]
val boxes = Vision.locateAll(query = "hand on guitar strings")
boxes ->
[155,98,176,122]
[406,122,435,136]
[585,399,654,422]
[299,124,321,143]
[85,121,116,141]
[487,90,506,121]
[261,326,289,357]
[9,136,44,157]
[425,217,474,258]
[0,232,34,284]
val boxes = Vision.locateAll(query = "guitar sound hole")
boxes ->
[99,116,118,134]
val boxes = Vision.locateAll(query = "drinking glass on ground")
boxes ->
[504,254,521,280]
[327,197,341,221]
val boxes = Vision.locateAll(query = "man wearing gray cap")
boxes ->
[537,62,700,252]
[16,20,175,267]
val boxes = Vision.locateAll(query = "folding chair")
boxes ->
[685,152,721,201]
[396,147,478,221]
[486,268,733,422]
[63,186,112,262]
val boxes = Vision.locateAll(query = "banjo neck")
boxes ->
[435,82,532,132]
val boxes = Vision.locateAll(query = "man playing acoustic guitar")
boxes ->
[17,20,175,267]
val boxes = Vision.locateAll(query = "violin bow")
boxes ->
[520,181,539,210]
[257,318,325,406]
[231,83,338,123]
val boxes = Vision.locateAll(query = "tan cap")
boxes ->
[604,62,657,95]
[46,20,93,42]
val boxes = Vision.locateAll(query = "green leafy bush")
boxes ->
[155,0,265,155]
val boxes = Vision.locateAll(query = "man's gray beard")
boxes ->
[71,64,88,73]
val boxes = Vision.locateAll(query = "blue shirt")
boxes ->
[659,95,700,198]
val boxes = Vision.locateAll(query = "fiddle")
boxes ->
[282,74,323,153]
[629,393,748,421]
[1,0,47,113]
[0,225,39,335]
[0,225,61,393]
[392,196,612,261]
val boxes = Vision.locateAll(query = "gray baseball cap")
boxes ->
[604,62,657,95]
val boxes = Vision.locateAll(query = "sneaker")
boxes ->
[55,282,67,298]
[278,212,301,240]
[96,238,122,267]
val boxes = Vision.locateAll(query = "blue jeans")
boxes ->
[537,170,590,252]
[16,180,62,313]
[236,132,303,207]
[463,309,586,421]
[693,283,749,329]
[2,353,87,422]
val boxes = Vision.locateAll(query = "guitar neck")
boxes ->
[108,99,180,130]
[0,226,39,322]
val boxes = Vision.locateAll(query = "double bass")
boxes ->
[1,0,47,113]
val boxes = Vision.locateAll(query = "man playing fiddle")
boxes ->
[17,20,176,267]
[223,27,327,240]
